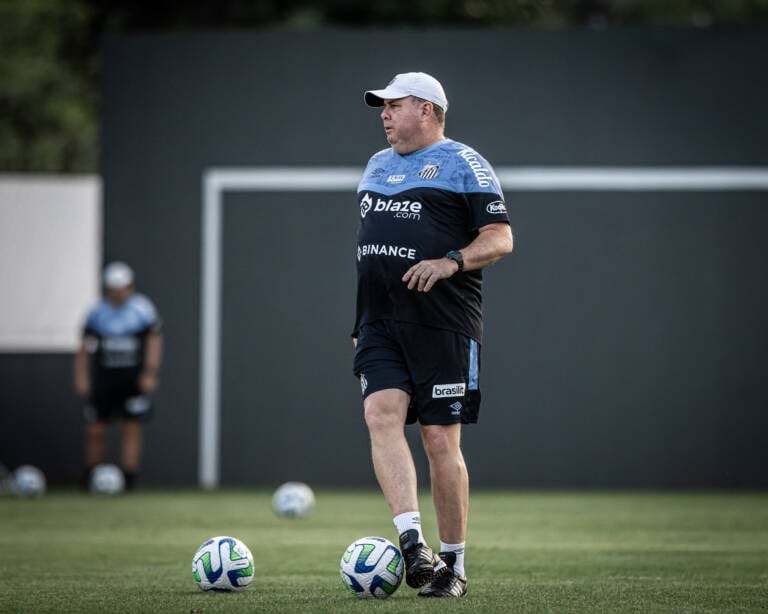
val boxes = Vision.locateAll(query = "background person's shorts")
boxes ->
[84,393,153,424]
[353,320,481,425]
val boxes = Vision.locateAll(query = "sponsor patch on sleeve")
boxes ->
[486,200,507,214]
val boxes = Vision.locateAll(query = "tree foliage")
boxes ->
[2,0,767,172]
[0,1,96,172]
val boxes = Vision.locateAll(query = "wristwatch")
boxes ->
[445,250,464,272]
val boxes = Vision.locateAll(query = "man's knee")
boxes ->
[363,389,408,433]
[421,425,460,460]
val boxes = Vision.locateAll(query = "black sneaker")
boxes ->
[399,529,437,589]
[418,552,468,598]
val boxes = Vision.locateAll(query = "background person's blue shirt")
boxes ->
[83,293,161,371]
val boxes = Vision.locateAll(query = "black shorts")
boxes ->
[353,320,481,425]
[84,388,153,424]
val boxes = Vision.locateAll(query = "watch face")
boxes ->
[447,251,463,270]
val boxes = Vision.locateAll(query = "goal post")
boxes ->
[199,166,768,489]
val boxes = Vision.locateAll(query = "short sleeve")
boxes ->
[456,147,509,230]
[131,294,162,333]
[465,192,510,230]
[357,148,390,193]
[82,305,99,337]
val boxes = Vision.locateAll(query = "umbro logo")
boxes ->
[418,164,440,180]
[369,167,386,178]
[360,373,368,394]
[449,401,463,415]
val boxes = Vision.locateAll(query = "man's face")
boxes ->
[380,97,424,152]
[105,285,132,306]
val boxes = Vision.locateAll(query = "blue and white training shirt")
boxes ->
[83,293,161,372]
[354,138,509,342]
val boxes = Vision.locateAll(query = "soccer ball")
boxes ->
[192,536,254,592]
[12,465,46,497]
[90,464,125,495]
[272,482,315,518]
[340,536,403,599]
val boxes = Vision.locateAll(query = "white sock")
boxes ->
[393,511,425,544]
[440,541,466,577]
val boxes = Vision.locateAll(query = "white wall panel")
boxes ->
[0,175,101,351]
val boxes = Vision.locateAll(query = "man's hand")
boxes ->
[74,377,90,399]
[402,257,459,292]
[138,371,159,394]
[74,341,91,398]
[352,337,357,349]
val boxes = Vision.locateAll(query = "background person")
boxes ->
[74,262,162,490]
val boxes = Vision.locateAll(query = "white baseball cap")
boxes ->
[103,261,134,289]
[365,72,448,111]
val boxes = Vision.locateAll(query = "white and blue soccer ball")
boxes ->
[89,464,125,495]
[272,482,315,518]
[192,536,254,592]
[340,536,403,599]
[12,465,46,497]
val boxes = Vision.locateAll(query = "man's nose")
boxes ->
[380,108,389,120]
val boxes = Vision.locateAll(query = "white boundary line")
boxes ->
[200,166,768,488]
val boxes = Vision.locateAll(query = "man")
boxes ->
[353,72,513,597]
[74,262,162,490]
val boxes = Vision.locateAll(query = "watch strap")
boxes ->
[445,250,464,272]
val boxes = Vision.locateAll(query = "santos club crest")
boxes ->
[418,164,440,180]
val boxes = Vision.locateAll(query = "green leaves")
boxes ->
[2,0,767,172]
[0,0,96,172]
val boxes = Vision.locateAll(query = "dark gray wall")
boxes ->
[4,29,767,486]
[0,355,83,482]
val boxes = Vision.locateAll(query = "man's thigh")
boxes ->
[395,323,482,426]
[86,385,153,424]
[354,321,414,403]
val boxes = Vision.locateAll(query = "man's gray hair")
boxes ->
[412,96,446,126]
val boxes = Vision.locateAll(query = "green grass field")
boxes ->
[1,490,767,613]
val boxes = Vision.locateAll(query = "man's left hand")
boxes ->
[402,258,459,292]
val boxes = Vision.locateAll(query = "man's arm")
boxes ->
[402,223,513,293]
[138,331,163,394]
[458,222,514,271]
[74,339,90,398]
